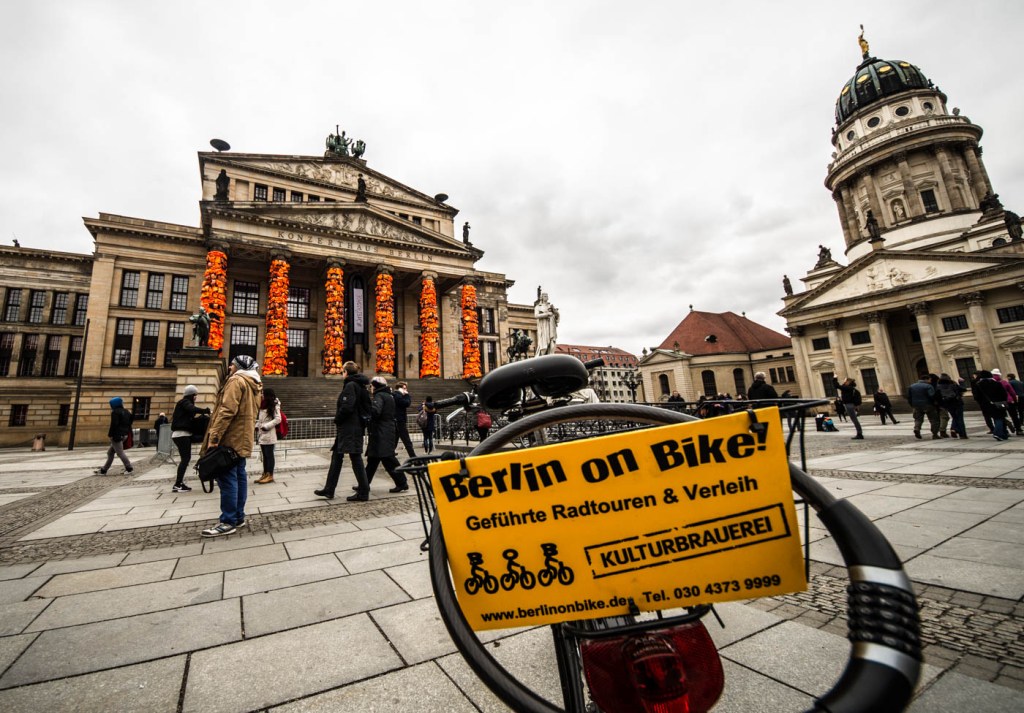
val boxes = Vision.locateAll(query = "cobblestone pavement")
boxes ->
[0,421,1022,697]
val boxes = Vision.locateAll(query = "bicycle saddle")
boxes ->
[477,355,590,410]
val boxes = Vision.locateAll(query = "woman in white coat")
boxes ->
[255,387,282,484]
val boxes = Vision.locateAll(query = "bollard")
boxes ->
[32,434,46,452]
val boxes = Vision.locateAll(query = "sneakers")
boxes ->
[201,523,236,537]
[235,520,246,528]
[913,431,922,440]
[389,486,410,493]
[172,483,192,492]
[314,489,335,499]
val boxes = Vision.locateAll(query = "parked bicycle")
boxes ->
[400,354,921,713]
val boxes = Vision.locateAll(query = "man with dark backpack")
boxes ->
[316,361,371,501]
[833,377,864,440]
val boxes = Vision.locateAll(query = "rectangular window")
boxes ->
[139,320,160,367]
[478,308,495,335]
[996,305,1024,324]
[287,287,310,319]
[820,371,835,397]
[254,184,268,201]
[910,328,920,343]
[228,324,258,363]
[18,334,39,376]
[9,405,28,427]
[170,276,189,311]
[58,404,70,426]
[941,314,969,331]
[860,367,879,396]
[0,332,13,376]
[272,187,286,202]
[290,191,303,202]
[850,330,871,345]
[920,189,939,214]
[28,290,46,323]
[955,357,977,382]
[3,288,22,322]
[51,292,69,325]
[308,195,320,202]
[132,396,151,422]
[1014,351,1024,379]
[66,335,83,377]
[113,318,134,366]
[786,366,795,382]
[145,273,165,310]
[41,335,62,376]
[484,341,497,372]
[232,281,260,316]
[811,336,830,351]
[165,322,185,366]
[286,328,308,347]
[73,294,89,326]
[769,367,779,383]
[120,270,140,307]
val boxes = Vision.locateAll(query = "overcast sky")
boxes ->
[2,1,1022,356]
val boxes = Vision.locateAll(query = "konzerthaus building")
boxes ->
[780,36,1024,402]
[0,134,537,446]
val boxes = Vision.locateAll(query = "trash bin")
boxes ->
[32,434,46,451]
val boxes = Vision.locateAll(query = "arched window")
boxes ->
[658,374,670,396]
[733,368,747,396]
[701,370,717,397]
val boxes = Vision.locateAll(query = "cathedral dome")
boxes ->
[835,56,933,125]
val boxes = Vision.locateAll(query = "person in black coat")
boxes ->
[316,361,371,500]
[872,389,898,425]
[746,372,779,406]
[974,370,1011,441]
[392,381,417,459]
[363,377,408,493]
[170,385,211,491]
[96,397,134,474]
[833,377,864,439]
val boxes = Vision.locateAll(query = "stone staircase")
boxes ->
[262,375,478,419]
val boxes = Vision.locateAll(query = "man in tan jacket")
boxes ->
[200,354,262,537]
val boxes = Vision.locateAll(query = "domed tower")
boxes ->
[825,29,993,259]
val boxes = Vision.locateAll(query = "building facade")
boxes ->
[555,344,640,402]
[0,140,535,446]
[780,38,1024,402]
[638,310,797,402]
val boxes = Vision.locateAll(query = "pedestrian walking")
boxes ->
[906,374,939,439]
[96,397,134,474]
[475,406,493,441]
[747,372,778,407]
[392,381,417,459]
[1007,373,1024,435]
[936,374,967,438]
[974,370,1011,441]
[872,389,899,425]
[255,387,282,484]
[316,361,371,501]
[833,378,864,439]
[170,385,211,492]
[200,355,262,537]
[991,369,1021,435]
[833,397,848,422]
[363,377,409,493]
[419,396,438,454]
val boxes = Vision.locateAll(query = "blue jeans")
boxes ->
[217,458,248,525]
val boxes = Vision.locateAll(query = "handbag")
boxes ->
[194,446,239,494]
[123,431,134,449]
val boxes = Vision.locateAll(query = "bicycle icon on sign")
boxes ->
[537,542,575,586]
[463,552,499,594]
[500,548,537,591]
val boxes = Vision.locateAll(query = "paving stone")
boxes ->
[384,560,433,600]
[0,598,51,635]
[714,659,814,711]
[906,555,1024,600]
[270,521,358,544]
[930,538,1024,570]
[964,521,1024,545]
[0,564,40,581]
[171,543,289,579]
[0,599,241,688]
[183,614,403,713]
[242,570,408,638]
[0,576,49,605]
[0,654,185,712]
[27,573,222,631]
[283,527,403,560]
[335,538,427,574]
[223,553,347,598]
[908,672,1024,712]
[707,601,784,648]
[0,633,37,674]
[202,532,276,554]
[270,662,478,712]
[31,553,128,576]
[34,560,175,598]
[121,542,204,565]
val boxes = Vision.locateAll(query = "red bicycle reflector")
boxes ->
[580,621,724,713]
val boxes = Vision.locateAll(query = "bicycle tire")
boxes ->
[430,403,921,713]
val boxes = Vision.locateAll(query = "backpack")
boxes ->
[851,389,862,406]
[476,410,492,429]
[416,408,428,428]
[357,385,373,428]
[275,410,288,439]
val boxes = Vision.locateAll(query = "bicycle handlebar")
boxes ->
[433,391,475,409]
[429,403,921,713]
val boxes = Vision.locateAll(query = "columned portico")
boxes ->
[865,311,899,393]
[908,302,942,375]
[961,292,999,370]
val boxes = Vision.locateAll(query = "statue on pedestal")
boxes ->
[355,174,367,202]
[783,275,793,296]
[534,291,559,356]
[189,307,216,348]
[814,245,833,269]
[214,169,230,201]
[1005,209,1023,241]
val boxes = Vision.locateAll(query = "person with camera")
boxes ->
[200,355,262,537]
[170,385,211,492]
[363,376,409,494]
[316,361,371,501]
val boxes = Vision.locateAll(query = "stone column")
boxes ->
[934,145,965,211]
[784,325,813,398]
[908,302,942,375]
[833,191,854,245]
[823,319,849,381]
[263,251,291,377]
[82,256,115,376]
[322,259,346,376]
[842,186,861,240]
[961,292,999,370]
[374,265,396,376]
[865,311,900,393]
[895,152,924,217]
[199,243,230,352]
[419,272,440,378]
[861,170,884,224]
[962,143,991,205]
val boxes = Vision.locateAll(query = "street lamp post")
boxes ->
[621,368,641,403]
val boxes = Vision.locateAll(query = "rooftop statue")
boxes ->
[325,126,366,159]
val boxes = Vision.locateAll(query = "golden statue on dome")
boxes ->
[858,24,870,59]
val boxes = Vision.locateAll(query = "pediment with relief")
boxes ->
[943,342,978,357]
[797,255,1006,310]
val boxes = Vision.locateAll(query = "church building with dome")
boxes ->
[780,33,1024,401]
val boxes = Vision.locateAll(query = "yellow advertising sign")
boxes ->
[428,408,807,630]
